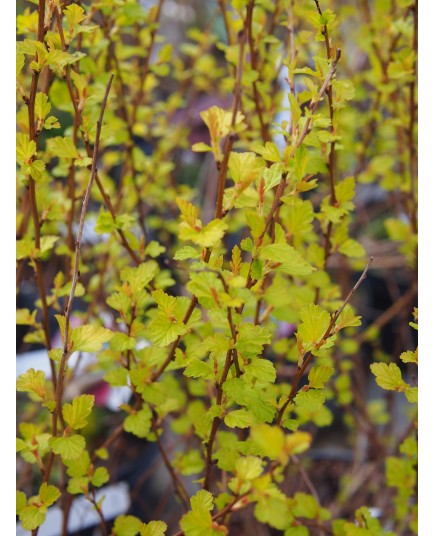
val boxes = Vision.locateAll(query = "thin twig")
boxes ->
[151,419,190,510]
[203,349,234,490]
[275,257,373,425]
[314,0,337,263]
[42,75,114,485]
[25,0,56,385]
[260,49,342,245]
[214,1,251,219]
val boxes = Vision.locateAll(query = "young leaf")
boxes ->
[50,434,86,460]
[297,304,330,346]
[139,521,168,536]
[113,515,142,536]
[71,324,113,352]
[308,366,334,389]
[260,243,315,276]
[370,363,407,391]
[62,394,95,430]
[19,506,46,531]
[124,406,152,438]
[39,483,61,507]
[17,369,46,400]
[250,424,284,460]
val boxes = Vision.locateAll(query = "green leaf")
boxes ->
[16,133,36,162]
[91,467,110,487]
[145,241,166,258]
[297,303,330,345]
[27,159,46,181]
[224,409,255,428]
[39,483,61,507]
[386,456,416,488]
[405,387,418,403]
[174,246,201,260]
[339,239,365,258]
[308,366,334,388]
[124,406,152,438]
[294,390,325,411]
[252,141,281,162]
[17,368,46,400]
[228,152,264,185]
[40,235,59,254]
[152,289,177,315]
[35,92,51,120]
[71,324,113,352]
[113,515,142,536]
[263,163,283,192]
[148,313,188,347]
[293,492,320,519]
[333,307,361,332]
[47,136,79,159]
[179,218,228,248]
[284,528,309,536]
[192,142,212,152]
[243,359,276,383]
[17,491,27,515]
[64,4,86,27]
[95,210,116,234]
[19,505,46,531]
[400,349,418,364]
[250,424,284,460]
[235,456,263,481]
[180,490,225,536]
[64,450,91,477]
[370,363,407,391]
[235,323,271,358]
[50,434,86,460]
[284,432,312,455]
[63,394,95,429]
[139,521,168,536]
[184,359,214,379]
[260,243,315,276]
[254,484,292,530]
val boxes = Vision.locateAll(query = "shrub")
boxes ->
[16,0,417,535]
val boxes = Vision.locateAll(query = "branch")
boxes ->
[203,349,234,490]
[25,0,55,382]
[260,49,342,244]
[151,419,190,511]
[314,0,337,263]
[246,0,270,142]
[214,1,252,219]
[275,257,373,425]
[42,75,114,485]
